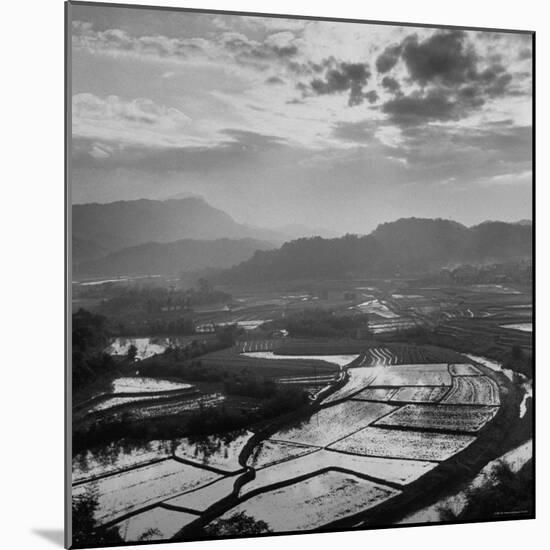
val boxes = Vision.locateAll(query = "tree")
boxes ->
[203,512,271,536]
[72,487,123,546]
[127,344,138,362]
[197,277,212,294]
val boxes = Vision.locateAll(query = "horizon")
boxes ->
[70,5,532,235]
[72,195,532,237]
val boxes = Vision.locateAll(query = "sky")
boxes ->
[69,3,533,234]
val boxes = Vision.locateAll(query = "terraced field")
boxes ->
[329,427,476,461]
[442,376,500,406]
[272,400,397,447]
[375,404,499,433]
[74,346,508,542]
[216,471,400,532]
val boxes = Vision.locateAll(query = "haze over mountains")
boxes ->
[75,238,276,277]
[73,197,286,257]
[73,198,531,280]
[219,218,532,283]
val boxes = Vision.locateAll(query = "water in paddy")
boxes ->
[105,336,201,360]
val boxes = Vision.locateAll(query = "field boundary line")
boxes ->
[72,456,171,487]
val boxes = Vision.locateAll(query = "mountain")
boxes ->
[72,197,285,253]
[72,236,110,264]
[273,223,341,240]
[75,238,276,277]
[218,218,532,283]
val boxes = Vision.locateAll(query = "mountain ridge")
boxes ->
[72,197,286,255]
[216,217,532,283]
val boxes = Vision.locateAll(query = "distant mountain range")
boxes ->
[217,218,532,283]
[72,198,531,281]
[72,197,286,258]
[74,238,276,277]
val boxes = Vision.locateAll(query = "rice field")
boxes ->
[163,475,239,512]
[275,375,338,385]
[329,427,476,462]
[73,440,174,484]
[359,347,397,366]
[72,459,221,525]
[241,449,437,496]
[375,404,499,433]
[390,386,449,403]
[74,334,506,534]
[369,364,452,387]
[322,367,379,403]
[242,351,359,368]
[174,431,253,473]
[352,388,398,402]
[355,299,399,318]
[219,471,400,532]
[247,440,318,469]
[448,364,482,376]
[356,345,467,367]
[442,376,500,406]
[202,351,338,378]
[86,394,183,414]
[96,393,225,423]
[272,400,396,447]
[110,377,193,394]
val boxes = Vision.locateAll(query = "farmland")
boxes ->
[329,427,477,461]
[215,471,400,532]
[72,277,532,543]
[272,400,397,447]
[442,376,500,406]
[72,336,528,541]
[374,404,499,433]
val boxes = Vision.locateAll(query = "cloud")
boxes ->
[331,120,378,143]
[73,93,190,126]
[375,30,520,127]
[480,169,532,187]
[382,89,465,125]
[265,76,285,85]
[400,30,478,86]
[389,123,532,187]
[72,20,303,71]
[71,93,216,149]
[308,61,371,106]
[381,75,401,94]
[72,128,291,174]
[375,44,402,73]
[364,90,379,104]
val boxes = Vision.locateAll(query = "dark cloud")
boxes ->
[309,62,371,106]
[377,30,518,127]
[375,44,402,73]
[401,31,478,86]
[365,90,379,104]
[382,89,460,125]
[381,76,401,94]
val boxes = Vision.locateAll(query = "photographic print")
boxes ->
[66,1,534,547]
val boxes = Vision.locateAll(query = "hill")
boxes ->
[75,238,276,277]
[72,197,285,253]
[218,218,532,283]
